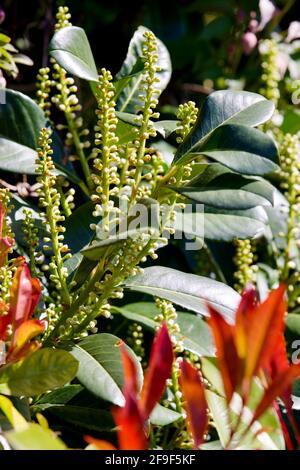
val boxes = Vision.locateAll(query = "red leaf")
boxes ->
[84,436,117,450]
[0,312,11,341]
[0,236,13,267]
[113,390,148,450]
[244,285,286,382]
[208,308,241,404]
[28,278,42,318]
[179,360,208,448]
[140,323,173,418]
[120,343,139,395]
[251,364,300,425]
[9,263,41,328]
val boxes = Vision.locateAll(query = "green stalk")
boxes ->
[65,112,93,191]
[44,190,71,307]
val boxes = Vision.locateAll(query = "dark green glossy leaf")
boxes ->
[112,302,215,356]
[0,89,77,180]
[114,57,144,99]
[115,26,171,113]
[199,125,279,175]
[125,266,240,323]
[174,90,275,166]
[173,163,275,210]
[49,26,98,82]
[203,206,269,241]
[37,385,83,404]
[172,204,268,242]
[70,334,143,406]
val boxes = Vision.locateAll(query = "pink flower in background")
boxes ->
[286,21,300,42]
[0,8,5,25]
[242,32,258,55]
[257,0,278,32]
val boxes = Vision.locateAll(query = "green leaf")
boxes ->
[5,423,67,450]
[173,163,275,210]
[0,33,10,45]
[172,204,268,242]
[0,139,37,175]
[36,385,84,406]
[154,120,178,138]
[150,404,181,426]
[0,395,28,431]
[64,201,97,253]
[0,349,78,397]
[63,201,99,285]
[124,266,240,323]
[114,57,144,99]
[0,89,46,150]
[81,198,160,260]
[199,125,279,176]
[0,89,76,179]
[115,26,171,113]
[70,333,143,406]
[285,314,300,336]
[174,90,275,166]
[49,26,98,82]
[203,206,268,241]
[112,302,215,356]
[281,107,300,134]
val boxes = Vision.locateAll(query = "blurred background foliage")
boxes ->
[0,0,297,103]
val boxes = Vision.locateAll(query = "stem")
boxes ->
[45,194,71,307]
[65,112,93,191]
[44,259,105,345]
[170,365,182,414]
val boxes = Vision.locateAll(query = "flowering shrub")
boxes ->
[0,2,300,451]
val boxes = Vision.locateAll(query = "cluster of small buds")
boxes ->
[279,133,300,299]
[184,350,201,371]
[129,31,161,201]
[56,177,76,217]
[58,305,99,341]
[91,68,120,232]
[36,67,52,118]
[138,149,165,197]
[175,101,199,184]
[43,302,62,336]
[54,6,72,31]
[51,61,81,116]
[154,298,183,353]
[233,239,257,293]
[259,39,281,107]
[0,265,12,303]
[136,31,161,123]
[127,323,145,364]
[21,208,43,277]
[0,188,13,241]
[176,101,198,144]
[0,189,14,302]
[35,128,71,305]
